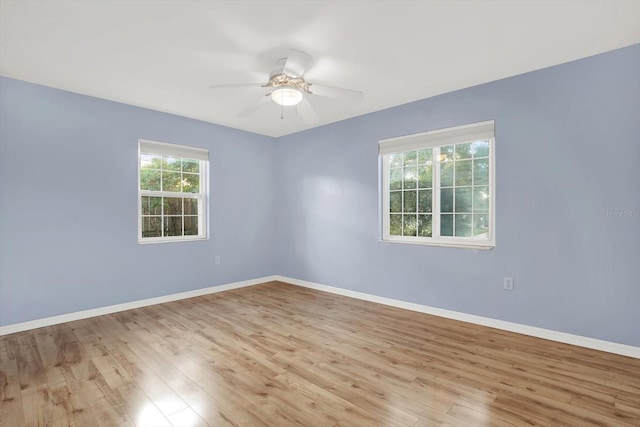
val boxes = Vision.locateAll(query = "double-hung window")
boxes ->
[380,121,495,249]
[138,139,209,243]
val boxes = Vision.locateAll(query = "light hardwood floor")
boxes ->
[1,281,639,426]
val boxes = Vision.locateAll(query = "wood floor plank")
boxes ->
[0,357,26,427]
[1,281,639,426]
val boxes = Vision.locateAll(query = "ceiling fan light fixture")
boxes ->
[271,87,303,106]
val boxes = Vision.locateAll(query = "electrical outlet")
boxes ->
[503,276,514,291]
[215,255,221,265]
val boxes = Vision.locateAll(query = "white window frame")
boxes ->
[379,121,495,249]
[138,139,209,244]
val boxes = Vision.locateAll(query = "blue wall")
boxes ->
[0,78,277,325]
[1,44,639,347]
[275,44,640,347]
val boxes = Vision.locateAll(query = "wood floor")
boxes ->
[1,281,639,426]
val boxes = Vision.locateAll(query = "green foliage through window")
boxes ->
[383,128,493,247]
[138,141,207,242]
[390,141,491,238]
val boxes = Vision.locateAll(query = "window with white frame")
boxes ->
[138,140,208,243]
[379,121,495,249]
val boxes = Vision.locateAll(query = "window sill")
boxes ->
[138,236,209,245]
[378,238,494,250]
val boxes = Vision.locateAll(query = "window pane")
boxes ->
[441,214,454,236]
[418,149,432,165]
[403,215,417,236]
[164,197,183,216]
[440,145,455,162]
[140,154,161,169]
[418,165,432,188]
[455,160,472,186]
[455,188,472,213]
[182,172,200,193]
[474,214,489,237]
[163,156,181,171]
[184,216,199,236]
[472,140,490,158]
[139,141,208,243]
[390,191,402,213]
[162,171,181,192]
[140,169,161,191]
[381,128,491,245]
[418,190,432,213]
[403,190,417,212]
[473,186,489,213]
[390,214,402,235]
[473,158,489,185]
[418,214,432,237]
[141,196,162,215]
[403,167,417,189]
[164,216,183,237]
[390,168,402,191]
[184,198,198,215]
[404,150,417,166]
[455,143,472,159]
[182,160,199,173]
[455,214,472,237]
[389,153,403,168]
[142,216,162,238]
[441,188,453,213]
[440,162,454,187]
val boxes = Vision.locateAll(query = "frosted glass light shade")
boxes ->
[271,87,303,106]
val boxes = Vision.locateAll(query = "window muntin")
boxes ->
[388,148,434,238]
[138,140,208,243]
[380,121,494,249]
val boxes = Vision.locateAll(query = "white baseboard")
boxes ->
[274,275,640,359]
[3,274,638,359]
[0,275,279,336]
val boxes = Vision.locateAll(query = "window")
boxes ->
[380,121,495,249]
[138,139,209,243]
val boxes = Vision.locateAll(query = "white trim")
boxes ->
[139,191,202,198]
[378,239,494,250]
[379,120,495,154]
[137,235,209,245]
[0,276,279,336]
[380,134,495,249]
[139,139,209,161]
[138,140,209,243]
[273,275,640,359]
[2,274,638,359]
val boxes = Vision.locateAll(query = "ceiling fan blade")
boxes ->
[283,49,312,77]
[238,94,271,117]
[209,83,264,89]
[309,83,363,102]
[296,97,319,124]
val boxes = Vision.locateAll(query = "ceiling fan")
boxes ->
[209,49,363,123]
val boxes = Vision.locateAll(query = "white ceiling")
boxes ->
[1,0,639,137]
